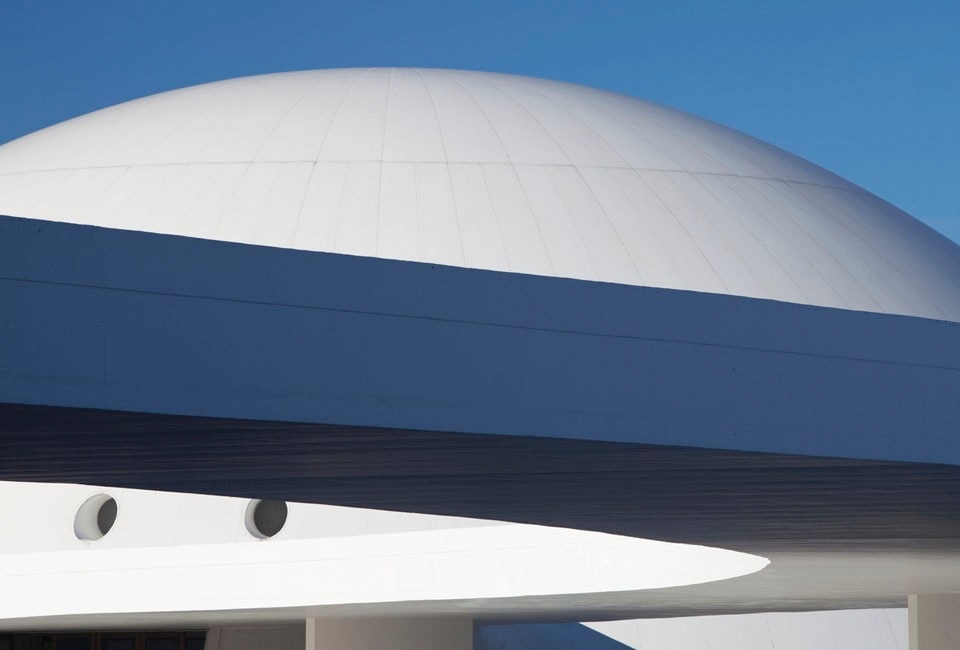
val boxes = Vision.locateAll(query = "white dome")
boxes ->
[1,67,958,321]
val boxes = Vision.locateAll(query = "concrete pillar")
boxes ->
[204,628,221,650]
[909,594,960,650]
[305,617,472,650]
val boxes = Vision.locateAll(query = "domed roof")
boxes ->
[1,68,958,321]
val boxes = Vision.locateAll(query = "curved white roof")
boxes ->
[1,68,958,321]
[0,481,765,625]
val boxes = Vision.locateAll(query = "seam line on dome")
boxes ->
[462,71,643,282]
[442,71,518,270]
[634,170,730,293]
[760,179,887,311]
[250,70,339,163]
[539,164,602,280]
[604,168,686,287]
[374,69,393,257]
[413,68,465,265]
[716,174,854,310]
[504,76,634,169]
[683,170,794,295]
[592,88,742,179]
[0,165,875,197]
[1,274,957,374]
[691,172,811,304]
[785,180,948,320]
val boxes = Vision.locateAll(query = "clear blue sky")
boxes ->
[2,0,957,242]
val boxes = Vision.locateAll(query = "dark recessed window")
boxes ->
[144,637,179,650]
[101,637,136,650]
[185,634,206,650]
[56,637,92,650]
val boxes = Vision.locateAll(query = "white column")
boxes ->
[909,594,960,650]
[305,617,472,650]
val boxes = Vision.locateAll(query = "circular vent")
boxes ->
[245,499,288,539]
[74,494,118,541]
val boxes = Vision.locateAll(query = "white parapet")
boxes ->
[0,480,767,628]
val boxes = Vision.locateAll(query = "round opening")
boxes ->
[74,494,118,541]
[245,499,288,539]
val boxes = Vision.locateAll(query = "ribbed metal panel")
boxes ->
[2,402,958,555]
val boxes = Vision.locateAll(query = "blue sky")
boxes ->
[1,0,957,242]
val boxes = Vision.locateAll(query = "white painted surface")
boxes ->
[0,480,502,554]
[586,608,908,650]
[1,68,958,321]
[0,481,766,625]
